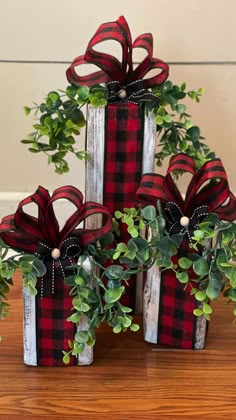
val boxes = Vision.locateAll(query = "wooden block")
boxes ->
[23,257,94,366]
[23,286,37,366]
[86,105,157,314]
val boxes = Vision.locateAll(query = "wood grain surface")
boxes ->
[1,272,236,420]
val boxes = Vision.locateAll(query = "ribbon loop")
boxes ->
[136,154,236,240]
[0,186,112,295]
[66,16,169,102]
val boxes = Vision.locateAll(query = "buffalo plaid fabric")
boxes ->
[158,269,197,349]
[103,103,145,308]
[36,262,76,366]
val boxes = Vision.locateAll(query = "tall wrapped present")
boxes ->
[0,186,112,366]
[66,16,169,309]
[136,154,236,349]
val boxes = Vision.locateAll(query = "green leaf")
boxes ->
[62,352,70,364]
[104,286,125,304]
[203,303,212,314]
[31,259,47,277]
[141,206,156,221]
[75,276,85,287]
[115,211,123,219]
[75,330,89,343]
[80,302,90,312]
[127,227,139,238]
[130,323,140,332]
[113,252,121,260]
[67,312,81,323]
[162,114,172,123]
[187,126,200,142]
[120,305,132,313]
[229,289,236,302]
[123,317,132,328]
[99,232,114,248]
[78,85,90,100]
[64,276,76,286]
[105,265,123,279]
[49,91,60,102]
[176,271,189,284]
[117,243,128,253]
[24,106,31,116]
[206,285,220,300]
[193,308,204,316]
[113,325,122,333]
[156,115,164,125]
[195,290,207,301]
[176,104,186,114]
[73,342,85,353]
[178,257,193,269]
[193,258,209,276]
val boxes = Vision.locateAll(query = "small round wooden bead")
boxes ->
[118,89,127,99]
[180,216,190,227]
[51,248,61,259]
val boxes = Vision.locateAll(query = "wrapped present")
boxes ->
[0,186,112,366]
[66,16,169,310]
[136,154,236,349]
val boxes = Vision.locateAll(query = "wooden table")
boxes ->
[1,275,236,420]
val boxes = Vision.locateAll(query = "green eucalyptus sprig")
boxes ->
[174,214,236,320]
[62,239,140,365]
[22,80,216,175]
[150,80,216,171]
[114,204,236,321]
[114,204,183,271]
[22,84,108,174]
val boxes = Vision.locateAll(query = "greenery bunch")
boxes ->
[62,237,140,364]
[22,80,214,175]
[114,204,236,321]
[0,76,232,362]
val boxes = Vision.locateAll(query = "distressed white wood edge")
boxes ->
[193,239,211,349]
[86,105,105,205]
[143,263,161,343]
[77,314,94,366]
[194,309,207,350]
[23,287,37,366]
[135,111,157,314]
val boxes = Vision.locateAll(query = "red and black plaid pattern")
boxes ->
[0,186,112,366]
[158,268,197,349]
[103,103,145,307]
[136,154,236,220]
[136,153,236,348]
[36,266,76,366]
[66,16,169,88]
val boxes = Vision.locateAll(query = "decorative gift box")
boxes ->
[0,186,112,366]
[136,154,236,349]
[66,15,169,310]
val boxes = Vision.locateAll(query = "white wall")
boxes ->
[0,0,236,198]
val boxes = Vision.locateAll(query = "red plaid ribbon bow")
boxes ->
[66,16,169,104]
[0,186,112,296]
[136,154,236,234]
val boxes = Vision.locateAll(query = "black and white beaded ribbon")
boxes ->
[35,236,81,297]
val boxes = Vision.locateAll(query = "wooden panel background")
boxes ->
[0,1,235,194]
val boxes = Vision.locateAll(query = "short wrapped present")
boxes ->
[136,154,236,349]
[0,186,112,366]
[66,16,169,309]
